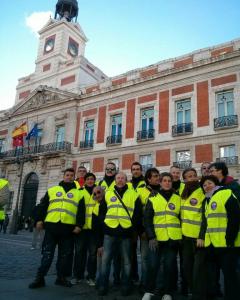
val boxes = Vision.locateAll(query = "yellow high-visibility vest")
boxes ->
[127,180,146,190]
[0,179,9,190]
[97,179,116,192]
[80,188,98,229]
[74,180,81,189]
[205,189,240,247]
[104,188,138,229]
[0,210,5,221]
[181,187,205,238]
[137,186,152,208]
[45,186,81,225]
[149,193,182,241]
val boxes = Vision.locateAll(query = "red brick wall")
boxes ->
[138,93,157,104]
[174,57,193,68]
[125,99,136,139]
[108,101,125,111]
[159,90,169,133]
[140,68,158,78]
[43,63,51,72]
[92,157,104,172]
[19,90,30,100]
[211,74,237,87]
[60,75,76,86]
[197,81,209,127]
[211,46,233,58]
[112,77,127,86]
[97,106,106,143]
[172,84,194,96]
[195,144,213,163]
[156,149,170,167]
[82,108,97,117]
[122,153,135,170]
[74,112,81,147]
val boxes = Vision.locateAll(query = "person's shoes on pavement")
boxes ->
[142,292,155,300]
[55,277,72,287]
[28,277,45,289]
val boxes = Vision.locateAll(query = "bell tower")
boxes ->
[55,0,78,22]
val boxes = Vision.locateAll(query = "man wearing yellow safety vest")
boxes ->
[180,168,205,298]
[29,168,82,289]
[143,172,181,300]
[170,165,185,196]
[200,175,240,300]
[97,161,117,191]
[97,172,143,296]
[0,178,9,233]
[72,172,98,286]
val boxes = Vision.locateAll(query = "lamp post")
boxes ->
[10,155,32,234]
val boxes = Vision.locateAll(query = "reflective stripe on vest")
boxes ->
[205,189,240,247]
[104,188,138,229]
[181,187,205,238]
[80,188,97,230]
[45,186,81,225]
[149,193,182,241]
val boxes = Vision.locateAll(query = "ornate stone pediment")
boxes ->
[11,85,79,115]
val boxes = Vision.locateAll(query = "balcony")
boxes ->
[214,115,238,130]
[79,140,93,149]
[0,141,71,159]
[173,160,192,170]
[137,129,155,141]
[142,164,153,173]
[172,122,193,137]
[106,135,122,146]
[216,156,238,166]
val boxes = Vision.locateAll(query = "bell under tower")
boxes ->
[55,0,79,22]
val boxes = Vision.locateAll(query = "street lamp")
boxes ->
[9,155,33,234]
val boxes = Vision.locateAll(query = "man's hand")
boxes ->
[97,247,104,257]
[149,239,158,251]
[36,221,44,230]
[93,186,105,202]
[196,239,204,248]
[73,226,81,234]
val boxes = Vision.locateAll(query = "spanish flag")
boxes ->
[12,122,28,138]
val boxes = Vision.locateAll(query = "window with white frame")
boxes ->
[220,145,236,158]
[56,125,65,143]
[84,120,94,142]
[80,162,90,172]
[176,99,191,124]
[216,90,234,117]
[140,154,152,172]
[176,150,191,162]
[141,108,154,131]
[108,158,119,170]
[110,114,122,137]
[0,139,6,153]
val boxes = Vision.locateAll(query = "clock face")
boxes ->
[68,42,78,57]
[44,38,54,53]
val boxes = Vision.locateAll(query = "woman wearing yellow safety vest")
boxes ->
[143,172,181,300]
[200,175,240,300]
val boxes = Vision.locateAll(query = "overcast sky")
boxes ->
[0,0,239,110]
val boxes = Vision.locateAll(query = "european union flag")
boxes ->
[26,124,39,140]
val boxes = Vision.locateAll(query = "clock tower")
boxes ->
[15,0,107,104]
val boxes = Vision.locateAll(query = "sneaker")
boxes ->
[28,277,45,289]
[30,247,35,250]
[55,277,72,287]
[161,295,172,300]
[142,293,154,300]
[70,278,82,285]
[87,279,96,286]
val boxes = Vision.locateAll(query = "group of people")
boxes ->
[0,178,10,234]
[27,161,240,300]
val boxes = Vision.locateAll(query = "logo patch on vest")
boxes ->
[211,202,217,210]
[168,203,175,210]
[110,196,117,202]
[56,192,62,197]
[190,198,198,206]
[67,193,73,198]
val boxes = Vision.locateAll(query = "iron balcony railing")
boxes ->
[106,135,122,145]
[216,156,238,166]
[79,140,94,149]
[0,141,71,159]
[173,160,192,169]
[142,164,153,173]
[172,122,193,137]
[137,129,155,141]
[214,115,238,130]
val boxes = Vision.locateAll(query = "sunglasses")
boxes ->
[93,191,102,196]
[105,168,116,171]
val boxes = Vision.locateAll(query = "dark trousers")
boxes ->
[37,229,74,278]
[206,245,239,300]
[73,230,97,280]
[146,240,178,296]
[131,232,139,281]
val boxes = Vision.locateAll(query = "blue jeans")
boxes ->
[99,235,132,290]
